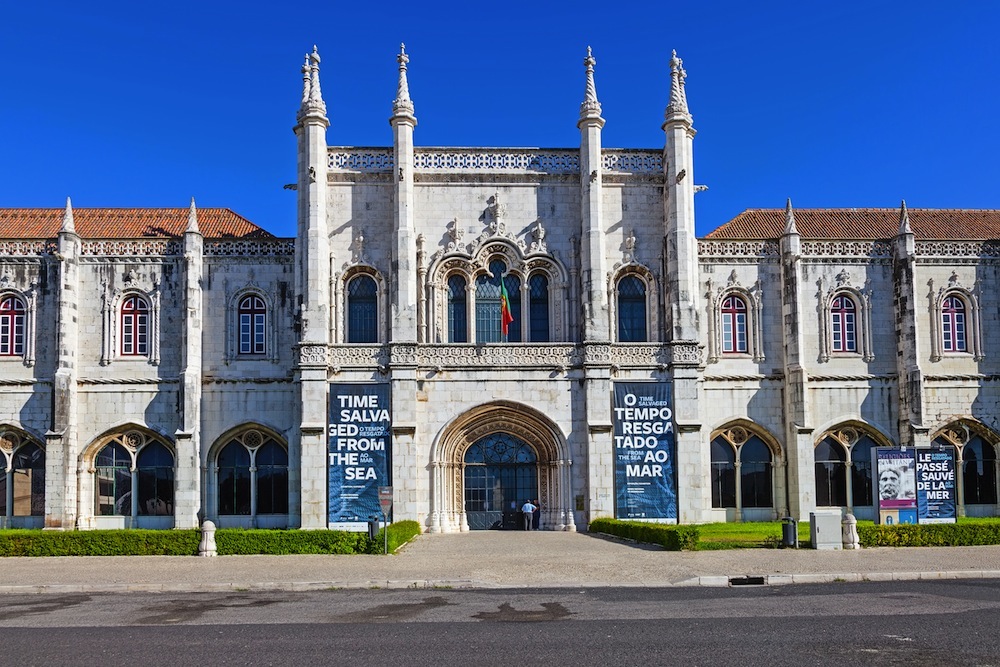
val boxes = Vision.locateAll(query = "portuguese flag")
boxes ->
[500,278,515,336]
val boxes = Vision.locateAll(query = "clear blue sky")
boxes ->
[2,1,996,238]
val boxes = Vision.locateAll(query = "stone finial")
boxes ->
[898,199,912,235]
[664,50,692,124]
[579,46,603,121]
[783,198,798,235]
[306,46,327,114]
[300,54,311,106]
[392,43,416,119]
[186,197,200,234]
[61,197,75,233]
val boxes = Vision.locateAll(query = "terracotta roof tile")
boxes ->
[0,208,274,239]
[703,209,1000,241]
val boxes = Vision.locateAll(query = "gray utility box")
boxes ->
[810,510,843,550]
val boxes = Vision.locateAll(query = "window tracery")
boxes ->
[929,276,983,361]
[706,274,764,362]
[818,271,873,363]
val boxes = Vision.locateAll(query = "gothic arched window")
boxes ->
[1,440,44,517]
[831,294,857,353]
[120,295,149,356]
[721,295,747,353]
[95,436,174,519]
[217,433,288,517]
[962,436,998,505]
[238,294,267,355]
[0,296,26,357]
[476,260,520,343]
[617,275,647,342]
[347,275,378,343]
[447,275,468,343]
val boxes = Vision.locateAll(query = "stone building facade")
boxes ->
[0,46,997,531]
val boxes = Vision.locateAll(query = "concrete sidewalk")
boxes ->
[2,531,1000,594]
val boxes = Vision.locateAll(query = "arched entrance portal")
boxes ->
[429,401,574,533]
[464,433,537,530]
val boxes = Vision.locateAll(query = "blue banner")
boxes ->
[916,448,957,524]
[328,383,391,526]
[613,382,676,521]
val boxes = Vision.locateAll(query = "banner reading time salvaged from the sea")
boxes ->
[328,383,391,529]
[613,382,677,522]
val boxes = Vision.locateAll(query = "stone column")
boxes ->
[45,199,80,530]
[293,48,331,529]
[893,202,926,448]
[174,200,203,529]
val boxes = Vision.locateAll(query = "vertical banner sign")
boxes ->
[328,383,391,529]
[613,382,677,521]
[916,448,957,524]
[875,448,917,525]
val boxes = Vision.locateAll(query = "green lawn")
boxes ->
[694,520,810,550]
[694,517,1000,550]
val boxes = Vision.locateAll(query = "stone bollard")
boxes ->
[842,513,860,550]
[198,519,217,557]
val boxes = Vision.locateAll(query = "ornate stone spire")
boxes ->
[898,199,912,235]
[783,198,798,235]
[392,43,415,119]
[61,196,75,233]
[664,50,692,124]
[186,197,200,234]
[579,46,603,121]
[301,46,326,116]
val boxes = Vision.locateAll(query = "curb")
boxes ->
[4,570,1000,595]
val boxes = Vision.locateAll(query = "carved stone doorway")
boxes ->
[429,401,574,533]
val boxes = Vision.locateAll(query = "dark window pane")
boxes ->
[217,442,252,515]
[710,438,736,508]
[448,275,467,343]
[476,261,506,344]
[851,438,875,506]
[528,274,549,342]
[740,437,772,509]
[137,443,174,516]
[617,276,647,342]
[815,438,847,506]
[11,443,44,516]
[347,276,378,343]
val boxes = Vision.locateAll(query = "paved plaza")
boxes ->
[2,531,1000,594]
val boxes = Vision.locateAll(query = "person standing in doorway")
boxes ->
[532,498,541,530]
[521,500,537,531]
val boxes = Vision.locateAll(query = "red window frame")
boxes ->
[120,296,149,356]
[0,296,25,357]
[831,295,857,352]
[942,296,967,352]
[721,295,747,353]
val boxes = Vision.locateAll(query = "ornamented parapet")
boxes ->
[412,149,580,173]
[419,344,582,369]
[801,241,893,258]
[82,240,182,256]
[297,344,329,366]
[697,241,780,258]
[326,345,389,370]
[916,241,1000,258]
[328,148,394,172]
[601,149,662,174]
[204,239,296,256]
[0,240,56,256]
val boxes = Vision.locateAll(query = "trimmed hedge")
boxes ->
[589,518,699,551]
[0,529,201,557]
[0,521,425,557]
[858,521,1000,547]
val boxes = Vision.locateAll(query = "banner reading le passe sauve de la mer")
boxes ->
[328,383,391,528]
[613,382,677,522]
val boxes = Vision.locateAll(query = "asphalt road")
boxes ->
[4,580,1000,666]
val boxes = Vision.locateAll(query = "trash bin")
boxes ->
[367,518,380,541]
[781,516,798,549]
